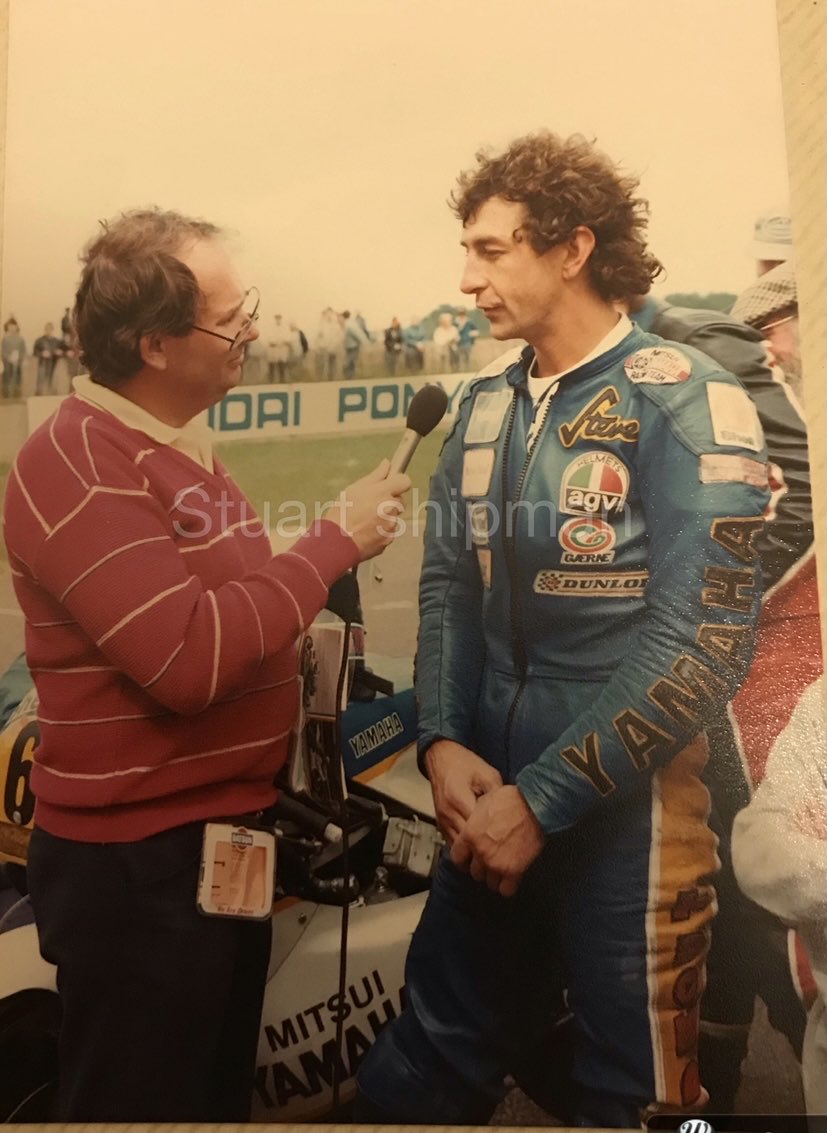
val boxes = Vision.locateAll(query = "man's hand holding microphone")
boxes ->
[323,384,449,560]
[324,459,410,560]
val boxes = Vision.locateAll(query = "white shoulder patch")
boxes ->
[465,390,512,444]
[707,383,764,452]
[624,346,692,385]
[473,345,524,380]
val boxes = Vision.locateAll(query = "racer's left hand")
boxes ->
[450,785,545,897]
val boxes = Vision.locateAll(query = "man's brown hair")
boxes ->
[451,131,662,301]
[73,208,220,386]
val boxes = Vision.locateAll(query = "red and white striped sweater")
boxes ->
[2,395,360,841]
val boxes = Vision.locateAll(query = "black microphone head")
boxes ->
[406,384,449,437]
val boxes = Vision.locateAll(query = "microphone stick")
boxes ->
[388,384,450,475]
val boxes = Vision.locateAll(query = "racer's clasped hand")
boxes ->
[425,741,545,897]
[425,739,503,845]
[450,785,545,899]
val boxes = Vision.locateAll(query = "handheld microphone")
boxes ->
[388,384,450,474]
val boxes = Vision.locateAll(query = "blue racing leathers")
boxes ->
[357,324,771,1125]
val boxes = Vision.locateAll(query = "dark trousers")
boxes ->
[700,717,806,1110]
[27,822,271,1123]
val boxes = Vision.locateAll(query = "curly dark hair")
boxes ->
[451,131,663,301]
[73,208,221,387]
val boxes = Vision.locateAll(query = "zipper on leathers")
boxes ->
[500,387,539,778]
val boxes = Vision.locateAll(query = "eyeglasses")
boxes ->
[192,287,260,351]
[758,312,797,333]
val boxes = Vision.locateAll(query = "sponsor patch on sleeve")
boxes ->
[706,383,764,452]
[698,453,769,488]
[461,447,496,498]
[624,347,692,385]
[465,390,512,444]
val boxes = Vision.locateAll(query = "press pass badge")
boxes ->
[197,823,275,920]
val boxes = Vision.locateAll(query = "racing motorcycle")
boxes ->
[0,613,445,1123]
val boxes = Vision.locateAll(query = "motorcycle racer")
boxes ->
[356,130,771,1127]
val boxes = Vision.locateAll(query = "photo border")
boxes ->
[0,0,823,1127]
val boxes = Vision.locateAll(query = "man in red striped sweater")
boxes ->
[2,208,410,1122]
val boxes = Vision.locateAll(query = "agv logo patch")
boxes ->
[560,451,630,516]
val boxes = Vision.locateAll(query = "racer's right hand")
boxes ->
[323,459,411,561]
[424,739,503,845]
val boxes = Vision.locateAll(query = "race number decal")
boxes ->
[0,690,40,862]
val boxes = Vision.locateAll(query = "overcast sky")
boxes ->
[2,0,791,339]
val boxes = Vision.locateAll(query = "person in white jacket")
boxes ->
[431,311,459,372]
[732,675,826,1117]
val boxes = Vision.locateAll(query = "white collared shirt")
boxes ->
[525,314,632,450]
[73,374,215,472]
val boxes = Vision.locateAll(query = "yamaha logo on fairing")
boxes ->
[348,713,405,759]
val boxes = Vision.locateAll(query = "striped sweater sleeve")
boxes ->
[5,411,359,715]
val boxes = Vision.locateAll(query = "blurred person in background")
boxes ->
[455,306,479,370]
[2,317,26,399]
[342,309,368,378]
[314,306,344,380]
[355,310,374,343]
[288,321,309,380]
[432,311,460,372]
[33,322,65,395]
[752,203,793,278]
[403,315,426,373]
[266,313,292,383]
[731,260,802,403]
[60,307,82,379]
[627,281,816,1111]
[732,675,826,1119]
[384,316,404,375]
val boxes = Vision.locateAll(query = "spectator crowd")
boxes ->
[2,302,490,398]
[2,308,81,399]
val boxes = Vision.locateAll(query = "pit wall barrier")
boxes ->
[12,374,472,451]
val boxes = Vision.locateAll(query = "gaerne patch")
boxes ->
[624,347,692,385]
[465,390,512,445]
[699,453,769,489]
[560,451,630,516]
[706,383,764,452]
[461,446,496,497]
[533,569,649,598]
[558,516,617,564]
